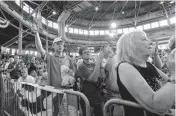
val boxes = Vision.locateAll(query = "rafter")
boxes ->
[91,1,117,28]
[26,1,48,20]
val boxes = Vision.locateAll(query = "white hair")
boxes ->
[116,29,147,65]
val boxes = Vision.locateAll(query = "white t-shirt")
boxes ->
[16,75,36,93]
[18,75,36,84]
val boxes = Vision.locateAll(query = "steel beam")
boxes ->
[0,1,107,45]
[6,33,29,48]
[2,28,31,47]
[26,1,47,20]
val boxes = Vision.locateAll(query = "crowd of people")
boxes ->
[0,30,175,116]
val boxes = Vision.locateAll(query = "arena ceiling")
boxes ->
[0,1,175,51]
[21,1,175,28]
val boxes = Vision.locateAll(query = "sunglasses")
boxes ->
[55,42,64,45]
[83,50,90,54]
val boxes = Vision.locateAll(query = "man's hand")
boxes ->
[32,24,38,33]
[167,48,175,72]
[153,40,158,56]
[96,51,104,62]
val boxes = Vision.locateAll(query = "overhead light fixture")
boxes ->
[52,11,57,15]
[122,11,125,14]
[15,0,20,2]
[66,24,69,27]
[110,22,117,28]
[170,0,174,3]
[160,1,164,4]
[95,6,99,11]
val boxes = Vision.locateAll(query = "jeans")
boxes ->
[60,94,77,116]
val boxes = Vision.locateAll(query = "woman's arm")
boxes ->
[152,63,169,81]
[153,54,162,69]
[119,63,175,114]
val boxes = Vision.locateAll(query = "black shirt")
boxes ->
[8,62,21,79]
[116,62,162,116]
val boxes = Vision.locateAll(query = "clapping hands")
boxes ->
[167,48,175,72]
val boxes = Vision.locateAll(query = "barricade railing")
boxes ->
[0,73,4,116]
[2,78,91,116]
[103,98,174,116]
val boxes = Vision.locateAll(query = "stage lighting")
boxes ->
[110,22,117,28]
[52,11,56,15]
[95,6,99,11]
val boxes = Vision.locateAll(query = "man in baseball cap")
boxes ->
[52,37,65,56]
[34,30,76,115]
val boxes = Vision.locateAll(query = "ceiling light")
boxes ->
[122,11,125,14]
[15,0,20,2]
[170,0,174,3]
[160,1,164,4]
[52,11,56,15]
[110,22,117,28]
[65,25,69,28]
[95,6,99,11]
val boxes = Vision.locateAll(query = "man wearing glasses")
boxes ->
[34,27,76,116]
[77,46,104,116]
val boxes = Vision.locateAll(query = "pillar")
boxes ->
[18,22,23,55]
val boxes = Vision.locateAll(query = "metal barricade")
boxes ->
[103,98,147,116]
[2,79,91,116]
[0,73,4,116]
[103,98,174,116]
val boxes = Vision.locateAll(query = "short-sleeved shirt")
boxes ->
[45,53,74,88]
[77,61,103,104]
[104,57,120,99]
[77,61,95,81]
[8,62,21,79]
[46,53,77,106]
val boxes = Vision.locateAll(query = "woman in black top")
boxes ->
[115,30,175,116]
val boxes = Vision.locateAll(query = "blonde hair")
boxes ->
[116,30,147,65]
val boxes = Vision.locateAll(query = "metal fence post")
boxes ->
[64,90,91,116]
[103,98,147,116]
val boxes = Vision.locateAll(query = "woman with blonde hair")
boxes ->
[115,30,175,116]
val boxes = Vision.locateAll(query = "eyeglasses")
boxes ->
[83,50,90,54]
[55,42,64,46]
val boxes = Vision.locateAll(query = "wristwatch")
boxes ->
[167,79,176,84]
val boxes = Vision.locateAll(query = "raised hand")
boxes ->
[98,51,104,61]
[167,48,175,73]
[32,24,38,33]
[153,40,158,56]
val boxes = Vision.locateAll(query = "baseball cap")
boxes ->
[52,37,64,47]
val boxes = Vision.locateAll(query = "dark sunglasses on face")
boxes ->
[83,50,90,54]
